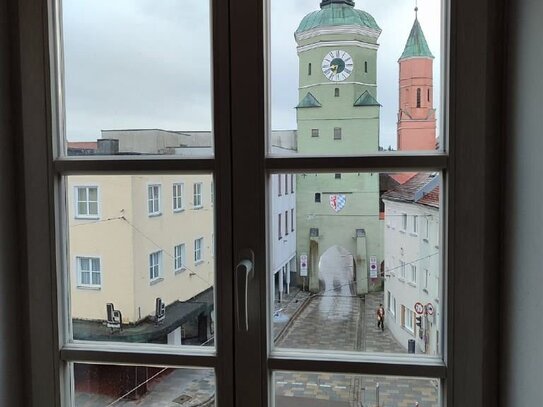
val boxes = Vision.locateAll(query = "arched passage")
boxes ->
[317,245,356,295]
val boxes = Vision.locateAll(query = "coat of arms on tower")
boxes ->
[329,194,346,212]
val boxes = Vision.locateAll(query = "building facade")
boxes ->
[294,0,384,294]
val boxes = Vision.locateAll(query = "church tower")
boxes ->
[294,0,383,294]
[397,10,437,151]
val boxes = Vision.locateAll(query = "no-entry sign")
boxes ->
[414,302,425,315]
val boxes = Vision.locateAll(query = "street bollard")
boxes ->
[415,403,419,407]
[376,382,380,407]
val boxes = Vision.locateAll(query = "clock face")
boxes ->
[322,50,354,82]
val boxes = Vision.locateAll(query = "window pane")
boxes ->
[273,371,440,406]
[74,364,214,406]
[66,174,215,347]
[61,0,213,157]
[269,0,443,155]
[271,172,443,357]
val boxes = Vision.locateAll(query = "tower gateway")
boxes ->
[397,10,437,151]
[294,0,383,294]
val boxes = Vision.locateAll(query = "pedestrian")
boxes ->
[377,303,385,331]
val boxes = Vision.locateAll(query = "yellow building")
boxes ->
[67,174,214,344]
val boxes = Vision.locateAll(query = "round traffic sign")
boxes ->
[414,302,424,315]
[426,303,435,315]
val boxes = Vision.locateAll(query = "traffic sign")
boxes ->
[414,302,424,315]
[426,303,435,315]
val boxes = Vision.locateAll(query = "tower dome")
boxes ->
[295,0,381,35]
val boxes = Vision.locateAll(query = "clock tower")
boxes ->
[294,0,384,294]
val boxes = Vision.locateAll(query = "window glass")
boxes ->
[173,183,184,212]
[66,174,215,347]
[76,186,99,218]
[148,185,161,215]
[61,0,213,157]
[193,183,203,208]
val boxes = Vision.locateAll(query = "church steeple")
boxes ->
[400,12,434,60]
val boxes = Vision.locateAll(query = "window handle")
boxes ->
[235,250,254,332]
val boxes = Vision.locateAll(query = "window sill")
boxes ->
[173,208,185,213]
[174,268,187,275]
[398,277,406,283]
[407,282,417,287]
[77,285,101,290]
[423,288,429,294]
[194,260,204,266]
[409,232,418,237]
[75,216,99,220]
[193,205,203,210]
[148,212,162,218]
[150,277,164,286]
[399,230,406,234]
[423,238,429,243]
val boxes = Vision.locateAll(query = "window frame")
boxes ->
[149,250,163,282]
[14,0,505,405]
[147,184,161,216]
[74,185,99,219]
[172,182,185,212]
[194,237,204,264]
[75,256,101,289]
[174,243,186,273]
[193,182,203,209]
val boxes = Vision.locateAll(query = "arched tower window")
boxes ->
[417,88,421,108]
[334,88,340,97]
[428,88,431,102]
[308,63,312,76]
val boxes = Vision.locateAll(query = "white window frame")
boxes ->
[193,182,203,208]
[409,264,417,285]
[147,184,161,216]
[74,186,99,219]
[174,243,186,273]
[401,213,408,231]
[400,260,406,280]
[194,237,204,264]
[173,182,184,212]
[404,307,415,333]
[412,215,418,234]
[149,250,162,281]
[75,256,101,288]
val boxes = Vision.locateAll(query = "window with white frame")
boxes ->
[290,208,294,232]
[387,291,396,317]
[75,186,99,218]
[285,210,288,235]
[193,182,203,208]
[174,243,186,272]
[404,307,415,333]
[400,260,406,279]
[409,264,417,284]
[290,174,294,193]
[76,257,101,287]
[285,174,288,194]
[412,215,418,234]
[401,213,407,230]
[278,213,282,240]
[149,250,162,280]
[173,183,184,212]
[194,237,204,263]
[424,268,430,290]
[423,217,430,240]
[278,174,282,196]
[148,184,161,215]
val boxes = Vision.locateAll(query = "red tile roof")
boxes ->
[67,142,97,150]
[382,172,440,208]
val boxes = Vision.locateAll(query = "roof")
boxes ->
[400,17,434,60]
[354,90,381,106]
[67,141,97,150]
[382,172,440,208]
[296,2,380,35]
[296,92,322,108]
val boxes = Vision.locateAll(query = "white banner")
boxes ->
[300,254,308,277]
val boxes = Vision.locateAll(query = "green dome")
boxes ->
[296,2,381,35]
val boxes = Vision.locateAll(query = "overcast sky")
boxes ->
[63,0,441,149]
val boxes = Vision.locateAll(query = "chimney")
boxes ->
[97,139,119,155]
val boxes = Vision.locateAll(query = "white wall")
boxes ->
[502,0,543,404]
[0,0,23,403]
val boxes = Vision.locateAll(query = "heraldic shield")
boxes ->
[329,194,346,212]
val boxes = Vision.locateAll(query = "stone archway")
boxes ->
[317,245,355,295]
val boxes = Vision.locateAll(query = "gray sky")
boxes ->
[63,0,441,149]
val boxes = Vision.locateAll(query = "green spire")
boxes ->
[400,16,434,60]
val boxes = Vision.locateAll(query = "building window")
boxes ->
[193,182,203,208]
[417,88,421,108]
[311,128,319,137]
[194,238,204,263]
[211,182,214,205]
[388,291,396,317]
[290,174,294,192]
[409,264,417,284]
[308,62,311,75]
[278,213,282,240]
[149,251,162,281]
[278,174,282,196]
[75,186,99,218]
[285,174,289,194]
[364,61,368,73]
[148,185,161,215]
[173,183,184,212]
[291,208,294,232]
[315,193,321,203]
[423,217,430,240]
[335,173,341,179]
[428,88,431,102]
[333,127,342,140]
[412,215,418,234]
[174,243,186,272]
[334,87,340,97]
[402,213,408,230]
[76,257,101,288]
[285,210,289,235]
[424,269,430,290]
[404,307,415,333]
[400,260,406,279]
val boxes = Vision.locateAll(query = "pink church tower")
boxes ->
[397,9,437,151]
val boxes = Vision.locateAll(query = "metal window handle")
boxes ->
[235,254,254,332]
